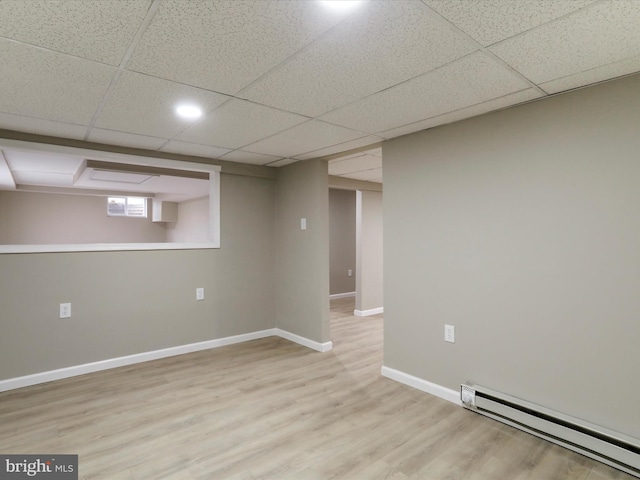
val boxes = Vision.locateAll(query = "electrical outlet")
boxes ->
[59,303,71,319]
[196,288,205,301]
[444,324,455,343]
[348,269,353,277]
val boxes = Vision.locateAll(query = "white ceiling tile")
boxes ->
[294,135,384,160]
[378,88,543,138]
[424,0,597,47]
[127,0,349,94]
[244,121,366,158]
[160,141,231,160]
[3,149,84,174]
[329,154,382,175]
[0,0,151,65]
[489,0,640,84]
[95,71,229,139]
[333,152,368,162]
[540,55,640,94]
[4,148,82,187]
[11,170,76,187]
[218,151,283,166]
[0,112,87,140]
[87,129,167,151]
[242,1,477,116]
[336,147,383,160]
[0,40,114,125]
[342,168,383,183]
[266,158,299,168]
[177,99,308,149]
[320,52,531,134]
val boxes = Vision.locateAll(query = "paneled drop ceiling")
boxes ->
[1,0,640,185]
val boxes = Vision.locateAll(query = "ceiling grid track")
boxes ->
[83,0,163,141]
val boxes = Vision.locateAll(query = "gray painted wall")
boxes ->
[0,173,275,380]
[355,190,383,312]
[166,196,209,243]
[329,188,356,295]
[383,74,640,439]
[275,159,330,343]
[0,190,167,244]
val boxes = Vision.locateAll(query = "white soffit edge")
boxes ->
[0,150,16,189]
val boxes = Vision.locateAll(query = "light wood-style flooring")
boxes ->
[0,297,635,479]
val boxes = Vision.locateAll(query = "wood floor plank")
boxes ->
[0,298,635,479]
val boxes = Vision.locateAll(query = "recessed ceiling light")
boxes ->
[318,0,365,13]
[175,104,203,120]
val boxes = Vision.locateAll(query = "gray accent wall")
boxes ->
[383,74,640,439]
[0,190,168,244]
[0,173,275,380]
[275,159,330,343]
[355,190,383,312]
[329,188,356,295]
[166,196,209,243]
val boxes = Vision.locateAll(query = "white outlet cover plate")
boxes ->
[444,324,455,343]
[196,288,204,300]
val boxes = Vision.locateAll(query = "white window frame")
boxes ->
[0,139,221,254]
[107,196,148,218]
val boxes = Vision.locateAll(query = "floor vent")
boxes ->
[460,383,640,478]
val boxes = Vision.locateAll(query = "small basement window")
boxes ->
[107,196,147,218]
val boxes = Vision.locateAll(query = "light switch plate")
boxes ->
[59,303,71,319]
[196,288,204,301]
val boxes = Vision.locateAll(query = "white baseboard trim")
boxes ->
[381,366,461,405]
[354,307,383,317]
[0,328,336,392]
[275,328,333,352]
[0,329,276,393]
[329,291,356,300]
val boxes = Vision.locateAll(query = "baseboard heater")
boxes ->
[460,383,640,478]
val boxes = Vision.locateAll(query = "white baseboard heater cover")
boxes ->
[460,383,640,478]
